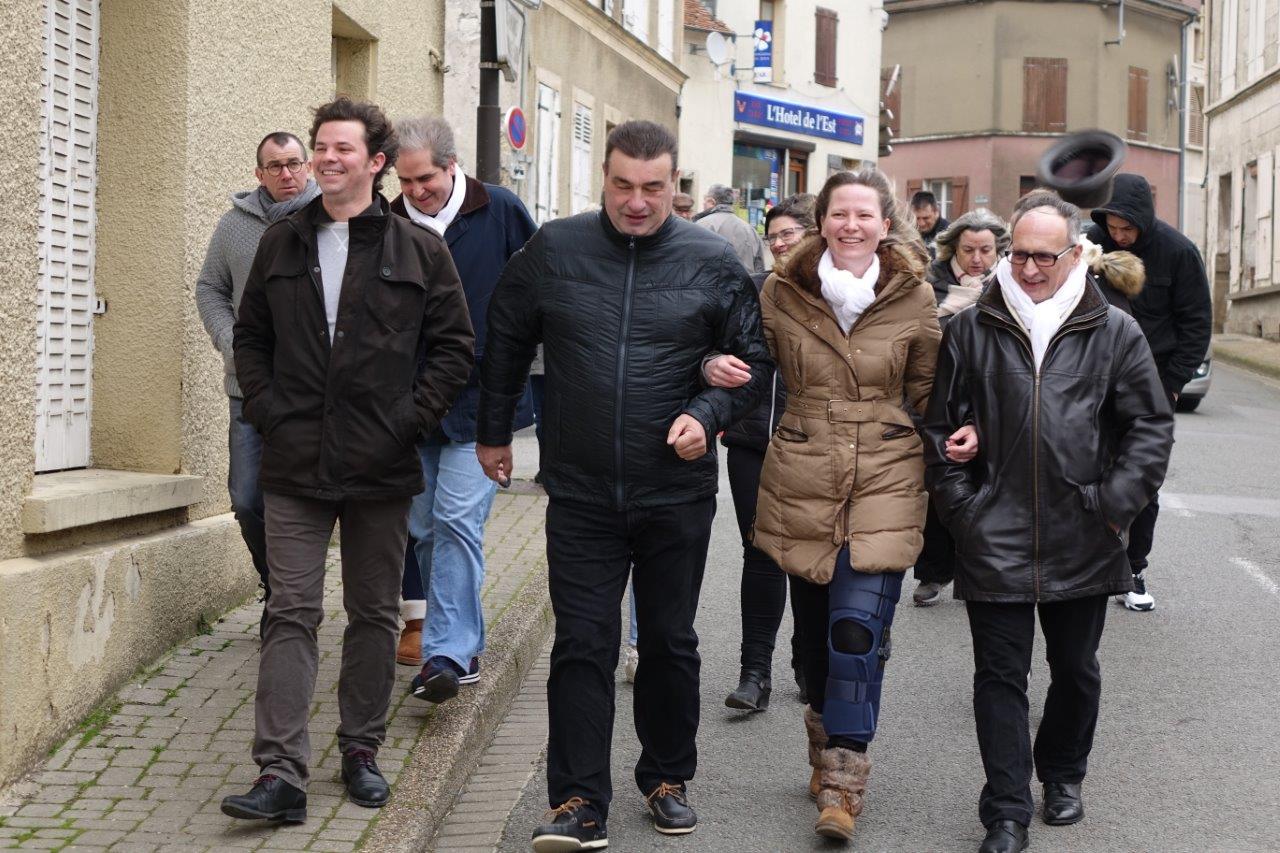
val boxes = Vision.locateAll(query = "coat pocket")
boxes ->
[1079,482,1126,547]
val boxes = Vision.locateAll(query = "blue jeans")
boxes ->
[408,439,498,669]
[228,397,269,593]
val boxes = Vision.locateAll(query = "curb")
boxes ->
[1213,341,1280,383]
[361,553,552,853]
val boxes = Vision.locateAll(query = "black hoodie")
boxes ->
[1085,173,1212,396]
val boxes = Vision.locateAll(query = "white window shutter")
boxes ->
[37,0,98,472]
[624,0,650,43]
[535,84,562,224]
[571,104,594,214]
[657,0,675,59]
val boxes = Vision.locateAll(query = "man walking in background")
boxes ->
[196,131,319,610]
[695,183,766,273]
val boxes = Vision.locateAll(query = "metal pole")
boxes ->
[477,0,502,184]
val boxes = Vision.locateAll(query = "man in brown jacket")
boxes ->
[222,98,474,823]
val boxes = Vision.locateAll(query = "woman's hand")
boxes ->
[945,424,979,463]
[703,354,752,388]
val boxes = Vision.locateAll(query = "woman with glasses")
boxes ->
[707,194,817,714]
[912,210,1010,607]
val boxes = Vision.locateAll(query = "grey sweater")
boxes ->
[195,182,320,397]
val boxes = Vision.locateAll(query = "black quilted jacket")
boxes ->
[477,210,773,509]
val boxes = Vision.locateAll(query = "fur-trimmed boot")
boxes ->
[804,706,825,799]
[815,747,871,842]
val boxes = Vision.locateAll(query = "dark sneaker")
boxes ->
[645,782,697,835]
[341,748,389,808]
[411,656,462,703]
[459,656,481,685]
[220,774,307,822]
[913,580,946,606]
[531,797,608,851]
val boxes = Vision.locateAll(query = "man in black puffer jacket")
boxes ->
[477,121,771,849]
[1086,173,1212,612]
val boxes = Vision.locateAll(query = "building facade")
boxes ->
[0,0,448,787]
[1203,0,1280,338]
[679,0,884,228]
[443,0,684,222]
[881,0,1196,224]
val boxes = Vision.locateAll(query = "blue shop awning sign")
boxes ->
[733,91,864,145]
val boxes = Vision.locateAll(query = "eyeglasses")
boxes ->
[262,160,306,176]
[1008,245,1075,268]
[766,227,806,245]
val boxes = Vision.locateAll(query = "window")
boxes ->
[1219,0,1239,96]
[623,0,649,42]
[1242,162,1258,289]
[815,8,838,87]
[1127,66,1148,142]
[1193,23,1204,62]
[570,103,594,215]
[657,0,674,59]
[1189,84,1206,148]
[332,9,377,100]
[37,0,99,472]
[924,179,952,220]
[1248,0,1267,81]
[1022,57,1067,132]
[535,83,561,224]
[880,66,902,138]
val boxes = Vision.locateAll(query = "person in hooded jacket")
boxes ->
[1085,173,1211,612]
[750,168,943,844]
[925,190,1174,853]
[913,210,1010,607]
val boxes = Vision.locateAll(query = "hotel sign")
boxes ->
[733,91,864,146]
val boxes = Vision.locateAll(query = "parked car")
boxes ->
[1176,358,1212,412]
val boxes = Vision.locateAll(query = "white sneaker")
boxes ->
[624,644,639,683]
[1118,573,1155,611]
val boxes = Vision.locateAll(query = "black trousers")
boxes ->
[726,445,801,677]
[544,496,715,817]
[966,595,1109,828]
[1126,491,1158,574]
[914,497,956,585]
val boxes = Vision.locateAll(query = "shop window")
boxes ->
[733,143,781,230]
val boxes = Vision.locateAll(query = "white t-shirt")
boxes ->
[316,222,350,342]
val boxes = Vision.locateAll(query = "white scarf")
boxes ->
[404,165,468,236]
[818,249,879,335]
[995,255,1089,370]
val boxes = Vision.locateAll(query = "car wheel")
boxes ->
[1175,395,1202,413]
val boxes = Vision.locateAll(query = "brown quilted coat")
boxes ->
[753,239,942,583]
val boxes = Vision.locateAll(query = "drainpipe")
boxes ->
[1178,13,1193,231]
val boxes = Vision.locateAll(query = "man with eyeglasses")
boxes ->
[923,190,1173,853]
[197,132,320,614]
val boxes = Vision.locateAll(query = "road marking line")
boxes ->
[1231,557,1279,597]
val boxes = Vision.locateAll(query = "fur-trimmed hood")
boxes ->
[1080,235,1145,299]
[779,235,927,302]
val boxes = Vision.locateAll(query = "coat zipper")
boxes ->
[614,236,638,509]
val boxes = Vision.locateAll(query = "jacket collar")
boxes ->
[597,208,679,248]
[978,271,1110,333]
[292,193,389,243]
[389,175,490,223]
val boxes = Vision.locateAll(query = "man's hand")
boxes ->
[945,424,979,463]
[477,443,514,486]
[667,414,708,461]
[704,354,752,389]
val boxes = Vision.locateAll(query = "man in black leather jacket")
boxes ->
[476,121,771,850]
[923,191,1173,853]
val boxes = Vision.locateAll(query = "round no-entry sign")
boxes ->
[505,107,528,150]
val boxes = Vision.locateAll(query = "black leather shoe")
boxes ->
[531,797,608,851]
[725,674,771,711]
[979,819,1028,853]
[220,774,307,822]
[645,782,697,835]
[1042,781,1084,825]
[341,748,389,808]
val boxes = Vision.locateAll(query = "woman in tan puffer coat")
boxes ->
[753,168,942,843]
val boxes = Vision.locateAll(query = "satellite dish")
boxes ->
[705,31,729,66]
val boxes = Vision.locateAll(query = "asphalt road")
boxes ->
[497,362,1280,852]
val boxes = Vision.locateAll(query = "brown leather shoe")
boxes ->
[396,619,423,667]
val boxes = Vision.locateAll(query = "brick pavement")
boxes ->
[428,650,550,853]
[0,492,547,853]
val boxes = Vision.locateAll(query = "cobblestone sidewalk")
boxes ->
[0,492,548,853]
